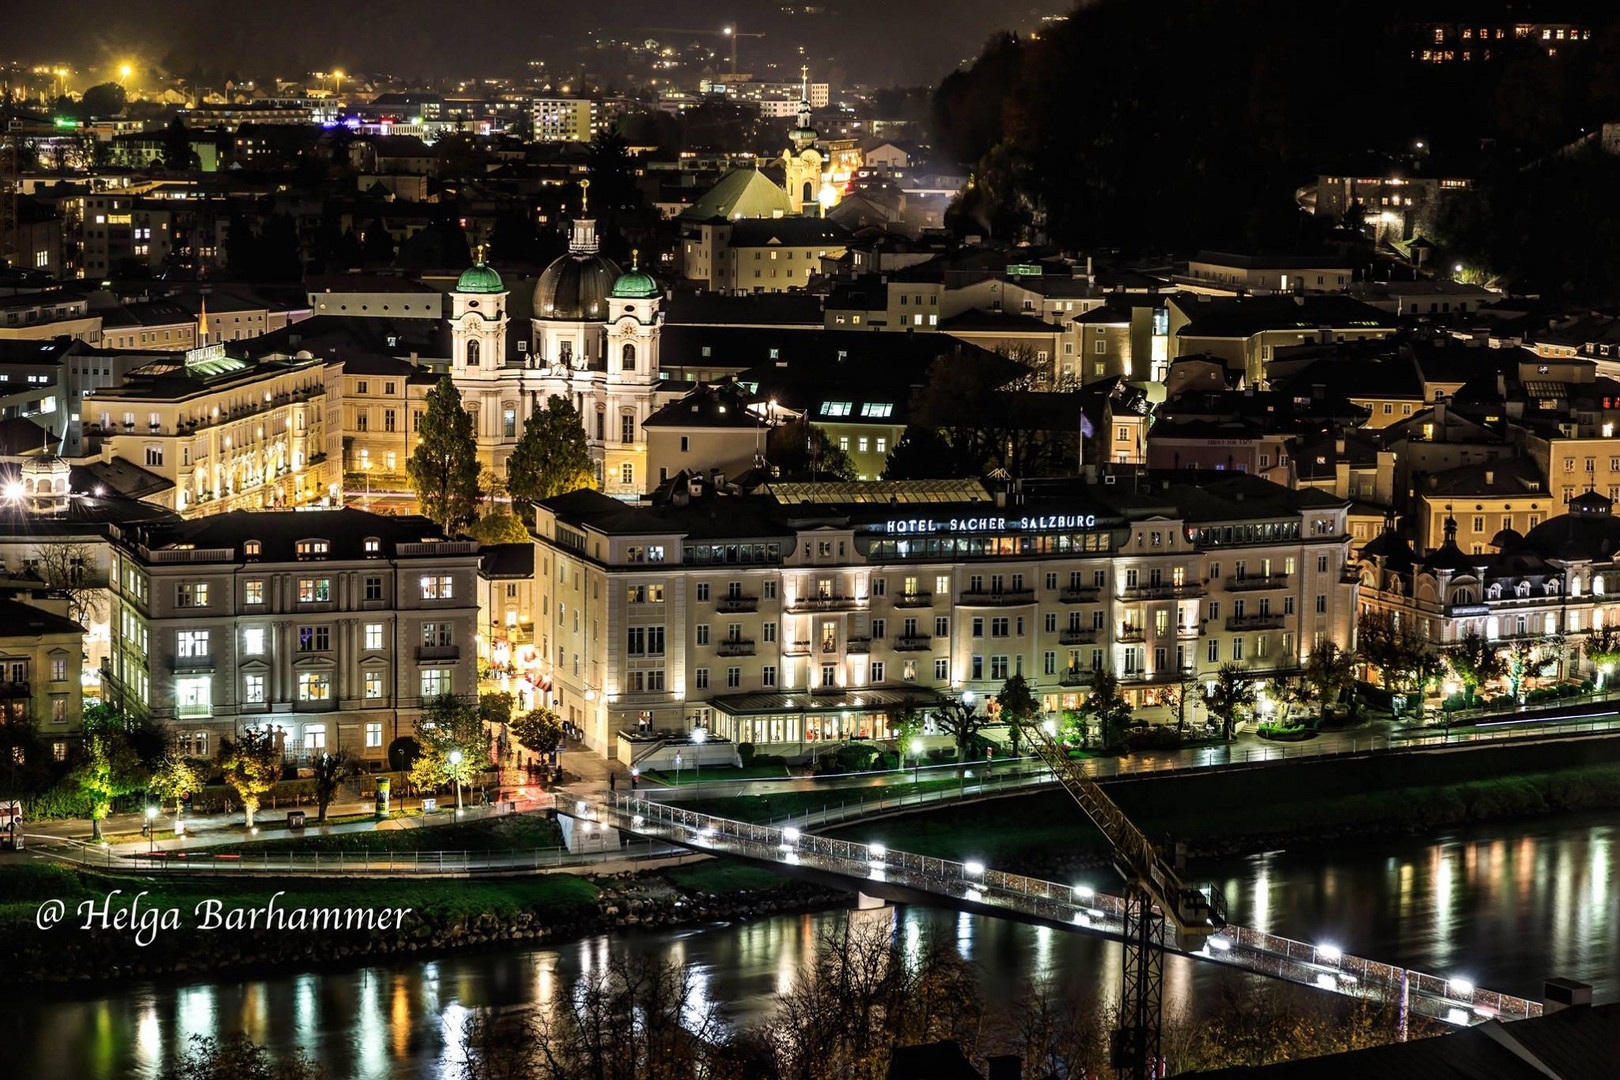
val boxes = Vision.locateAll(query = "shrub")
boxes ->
[1126,727,1183,751]
[737,742,756,768]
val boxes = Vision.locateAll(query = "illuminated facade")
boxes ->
[532,474,1358,758]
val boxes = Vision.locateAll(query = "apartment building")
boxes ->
[531,97,596,142]
[103,509,480,763]
[84,343,341,517]
[0,590,87,759]
[530,474,1358,760]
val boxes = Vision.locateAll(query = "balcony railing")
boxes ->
[1225,573,1290,592]
[171,654,214,672]
[1059,670,1095,687]
[0,680,30,698]
[891,591,934,608]
[416,644,461,662]
[784,640,811,656]
[1120,666,1197,685]
[1059,629,1099,645]
[786,595,861,613]
[893,635,933,651]
[1117,626,1146,643]
[716,639,756,657]
[1120,582,1205,601]
[715,596,759,613]
[959,589,1036,606]
[1226,613,1285,631]
[845,637,871,655]
[1058,586,1101,603]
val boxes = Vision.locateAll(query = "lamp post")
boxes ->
[910,738,924,782]
[448,749,464,811]
[145,805,157,857]
[692,726,706,784]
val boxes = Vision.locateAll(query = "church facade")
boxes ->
[447,214,671,501]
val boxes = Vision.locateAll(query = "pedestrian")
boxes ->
[610,771,617,793]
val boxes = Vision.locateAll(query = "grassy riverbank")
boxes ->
[828,738,1620,871]
[205,812,565,855]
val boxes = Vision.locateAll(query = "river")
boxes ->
[8,811,1617,1080]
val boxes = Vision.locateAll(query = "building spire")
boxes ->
[198,295,208,345]
[580,177,590,216]
[797,64,812,131]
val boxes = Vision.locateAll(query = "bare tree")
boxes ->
[31,541,103,629]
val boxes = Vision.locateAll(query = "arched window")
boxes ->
[466,339,481,367]
[802,181,814,205]
[621,343,636,371]
[620,462,634,486]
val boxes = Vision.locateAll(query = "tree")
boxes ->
[994,673,1039,756]
[1161,663,1201,735]
[412,693,487,795]
[511,706,564,759]
[407,377,481,534]
[31,541,102,630]
[1446,630,1505,705]
[881,426,969,481]
[506,395,596,510]
[479,691,516,729]
[933,696,992,760]
[467,509,530,545]
[147,750,205,818]
[162,1032,321,1080]
[1303,640,1356,717]
[360,216,395,264]
[80,82,127,117]
[161,115,198,171]
[1358,610,1442,719]
[311,750,359,823]
[69,716,147,840]
[219,727,281,828]
[767,417,855,481]
[1202,663,1256,741]
[1508,636,1558,701]
[891,703,924,762]
[1078,669,1133,753]
[1586,623,1620,687]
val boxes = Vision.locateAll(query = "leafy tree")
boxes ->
[407,377,481,534]
[479,691,516,729]
[1077,669,1133,753]
[1358,610,1443,718]
[994,673,1039,755]
[162,1031,321,1080]
[80,82,127,117]
[933,696,992,760]
[511,706,564,759]
[1202,663,1256,741]
[586,125,641,214]
[1507,637,1559,701]
[1161,663,1201,735]
[360,216,395,264]
[506,395,596,510]
[1586,623,1620,687]
[467,509,530,545]
[161,115,198,170]
[882,426,973,481]
[767,417,855,481]
[412,693,486,796]
[70,716,148,840]
[147,750,205,818]
[310,750,359,823]
[1303,640,1356,717]
[891,703,924,761]
[219,727,281,828]
[1446,630,1505,705]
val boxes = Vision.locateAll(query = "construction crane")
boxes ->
[648,25,765,78]
[1026,724,1226,1080]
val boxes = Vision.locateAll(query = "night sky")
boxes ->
[26,0,1038,85]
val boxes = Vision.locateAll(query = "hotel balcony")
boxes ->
[1120,582,1205,601]
[786,594,862,613]
[714,596,759,613]
[1117,625,1146,643]
[416,644,462,662]
[783,640,812,656]
[845,637,872,655]
[959,589,1036,606]
[1226,613,1285,631]
[892,634,934,651]
[1058,586,1102,603]
[1059,628,1100,645]
[170,654,214,672]
[1224,573,1290,592]
[1059,670,1095,687]
[716,639,756,657]
[891,591,934,608]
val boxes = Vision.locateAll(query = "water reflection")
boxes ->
[7,812,1617,1080]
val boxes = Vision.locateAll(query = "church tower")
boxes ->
[780,66,824,215]
[449,257,508,373]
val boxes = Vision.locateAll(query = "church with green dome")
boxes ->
[445,212,671,502]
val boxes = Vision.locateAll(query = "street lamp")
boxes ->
[910,737,924,781]
[145,805,157,857]
[118,64,132,86]
[691,726,706,783]
[448,749,464,811]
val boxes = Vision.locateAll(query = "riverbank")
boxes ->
[0,859,841,984]
[828,738,1620,880]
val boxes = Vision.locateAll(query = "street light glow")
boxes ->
[782,827,801,844]
[1449,977,1475,996]
[964,860,985,876]
[1316,943,1342,963]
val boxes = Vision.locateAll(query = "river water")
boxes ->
[9,811,1617,1080]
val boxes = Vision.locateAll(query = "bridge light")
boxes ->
[1316,943,1342,963]
[1074,884,1094,900]
[963,860,985,877]
[631,815,644,828]
[1445,1008,1470,1026]
[1207,935,1231,951]
[869,843,886,861]
[782,827,801,844]
[1448,977,1474,997]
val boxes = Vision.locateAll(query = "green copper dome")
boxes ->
[609,253,660,300]
[456,262,504,294]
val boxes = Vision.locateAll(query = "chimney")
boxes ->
[1085,255,1095,287]
[1543,978,1593,1014]
[986,1055,1022,1080]
[1485,469,1495,486]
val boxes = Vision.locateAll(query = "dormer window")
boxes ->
[364,537,382,555]
[243,540,262,558]
[296,539,330,559]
